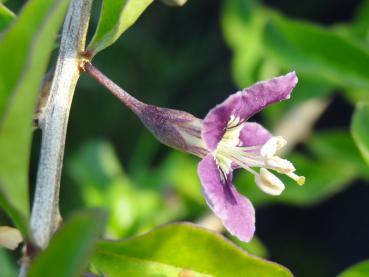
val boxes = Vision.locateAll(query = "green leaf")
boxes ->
[342,88,369,104]
[338,260,369,277]
[87,0,153,56]
[230,235,269,258]
[28,210,106,277]
[350,0,369,42]
[0,3,15,32]
[68,140,184,238]
[0,0,69,229]
[221,0,268,87]
[94,252,208,277]
[0,186,27,235]
[351,102,369,166]
[0,248,17,277]
[308,130,369,178]
[264,14,369,90]
[92,223,292,277]
[160,152,203,204]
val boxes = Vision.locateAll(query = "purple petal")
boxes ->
[198,154,255,242]
[202,72,298,150]
[239,122,272,147]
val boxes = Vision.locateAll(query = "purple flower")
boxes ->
[196,72,304,241]
[86,64,304,242]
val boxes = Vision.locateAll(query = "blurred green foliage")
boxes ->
[68,140,186,238]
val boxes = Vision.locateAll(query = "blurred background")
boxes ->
[3,0,369,276]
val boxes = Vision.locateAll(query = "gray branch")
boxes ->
[30,0,93,249]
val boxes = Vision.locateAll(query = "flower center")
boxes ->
[213,115,304,194]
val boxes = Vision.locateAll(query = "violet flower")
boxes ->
[85,63,305,242]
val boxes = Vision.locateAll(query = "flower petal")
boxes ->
[239,122,272,147]
[202,72,298,150]
[198,154,255,242]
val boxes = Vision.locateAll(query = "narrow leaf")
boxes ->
[351,102,369,166]
[350,0,369,41]
[264,14,369,90]
[338,260,369,277]
[308,130,369,178]
[0,3,15,32]
[0,0,70,228]
[87,0,153,56]
[28,210,106,277]
[92,223,292,277]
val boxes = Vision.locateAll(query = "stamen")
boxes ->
[255,168,285,196]
[237,145,262,151]
[217,147,265,168]
[261,136,287,158]
[213,154,232,184]
[265,156,295,173]
[286,172,305,186]
[214,116,304,193]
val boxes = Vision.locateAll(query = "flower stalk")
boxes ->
[82,62,144,115]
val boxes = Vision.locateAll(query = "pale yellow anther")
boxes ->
[261,136,287,158]
[255,168,285,196]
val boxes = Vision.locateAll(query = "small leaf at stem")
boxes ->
[87,0,153,56]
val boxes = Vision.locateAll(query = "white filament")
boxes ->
[213,116,305,192]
